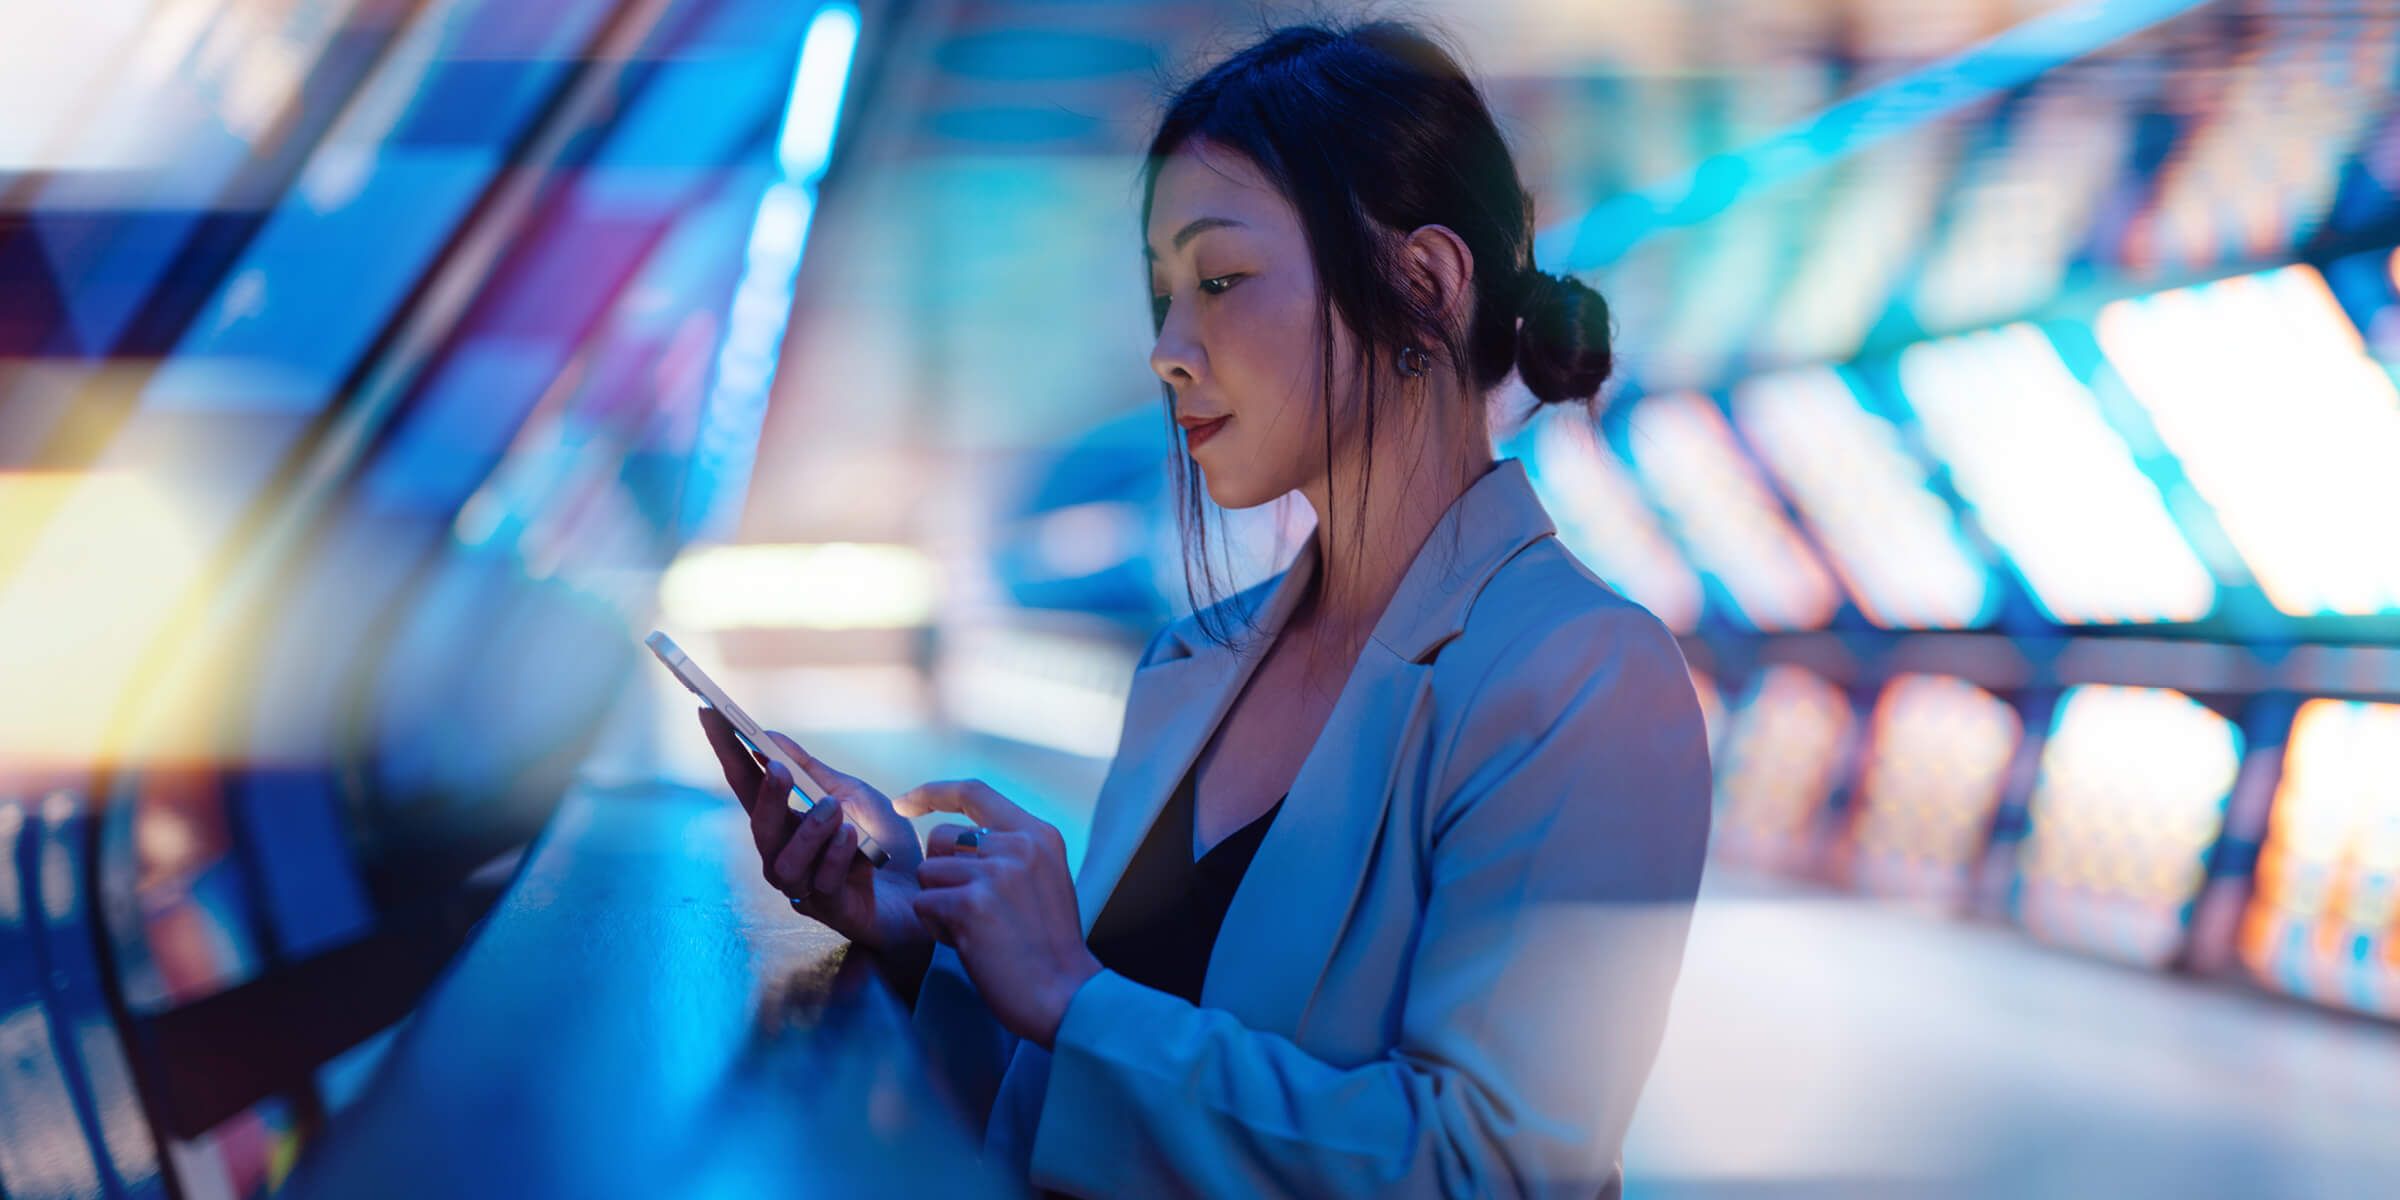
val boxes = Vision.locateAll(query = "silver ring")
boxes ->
[955,826,992,850]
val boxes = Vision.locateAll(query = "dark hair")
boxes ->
[1139,16,1614,646]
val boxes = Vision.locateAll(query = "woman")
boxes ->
[701,19,1712,1198]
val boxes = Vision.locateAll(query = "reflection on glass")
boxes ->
[141,0,611,415]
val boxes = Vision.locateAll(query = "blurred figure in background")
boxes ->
[703,17,1712,1197]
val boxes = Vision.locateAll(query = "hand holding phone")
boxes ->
[647,631,892,868]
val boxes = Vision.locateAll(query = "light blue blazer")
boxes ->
[911,457,1713,1198]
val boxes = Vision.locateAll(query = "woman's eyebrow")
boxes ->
[1143,215,1247,261]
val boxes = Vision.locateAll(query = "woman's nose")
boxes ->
[1149,312,1201,386]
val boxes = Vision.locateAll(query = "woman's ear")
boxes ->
[1401,223,1475,337]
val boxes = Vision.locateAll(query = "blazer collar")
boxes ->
[1362,456,1557,663]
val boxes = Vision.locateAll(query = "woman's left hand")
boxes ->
[897,780,1102,1050]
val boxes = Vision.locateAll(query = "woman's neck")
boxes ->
[1297,439,1496,641]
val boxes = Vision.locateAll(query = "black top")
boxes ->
[1035,767,1284,1199]
[1081,761,1286,1007]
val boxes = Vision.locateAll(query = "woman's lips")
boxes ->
[1184,415,1230,449]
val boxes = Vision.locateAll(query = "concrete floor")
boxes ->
[1622,873,2400,1199]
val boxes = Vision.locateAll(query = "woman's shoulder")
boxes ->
[1436,534,1686,692]
[1417,535,1704,776]
[1422,535,1712,834]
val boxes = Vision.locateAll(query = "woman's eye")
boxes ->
[1150,276,1240,332]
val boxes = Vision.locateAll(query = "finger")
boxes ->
[750,761,800,860]
[911,888,953,944]
[699,707,765,810]
[891,779,1035,833]
[912,886,977,948]
[770,797,842,892]
[914,855,994,889]
[762,730,860,799]
[924,823,986,859]
[810,813,858,898]
[970,829,1039,863]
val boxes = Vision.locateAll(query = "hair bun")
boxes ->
[1514,268,1615,407]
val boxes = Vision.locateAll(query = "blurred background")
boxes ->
[4,0,2400,1196]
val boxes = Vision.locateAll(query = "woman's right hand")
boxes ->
[698,707,929,954]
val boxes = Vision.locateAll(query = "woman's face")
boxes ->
[1146,139,1360,510]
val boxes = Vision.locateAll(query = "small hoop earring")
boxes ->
[1396,344,1430,378]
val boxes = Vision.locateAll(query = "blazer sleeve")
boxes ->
[1026,604,1714,1199]
[908,620,1181,1133]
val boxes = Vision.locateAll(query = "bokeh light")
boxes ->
[1895,326,2218,625]
[2241,699,2400,1017]
[2017,685,2244,967]
[1624,393,1844,631]
[1839,674,2023,908]
[1712,665,1857,873]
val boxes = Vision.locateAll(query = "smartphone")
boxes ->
[646,630,892,868]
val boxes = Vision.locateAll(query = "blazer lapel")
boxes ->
[1205,641,1435,1034]
[1072,539,1321,936]
[1201,459,1559,1030]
